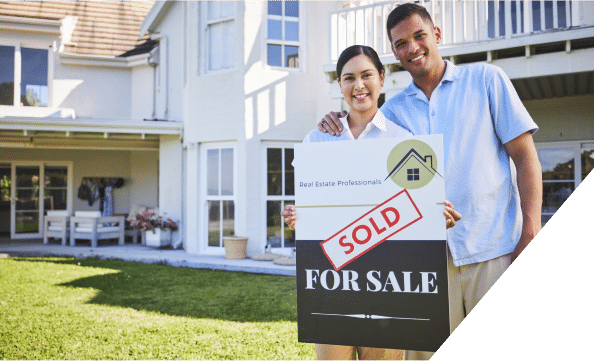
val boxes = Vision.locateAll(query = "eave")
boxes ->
[0,14,62,34]
[139,1,174,38]
[59,51,152,68]
[0,117,182,135]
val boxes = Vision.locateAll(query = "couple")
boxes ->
[283,3,542,360]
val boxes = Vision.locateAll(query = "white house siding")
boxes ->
[151,3,185,123]
[159,135,182,248]
[130,150,159,209]
[145,2,341,255]
[55,64,133,119]
[130,64,155,121]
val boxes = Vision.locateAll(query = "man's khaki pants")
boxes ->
[405,248,512,360]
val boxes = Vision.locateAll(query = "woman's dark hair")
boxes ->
[386,3,434,43]
[336,45,384,80]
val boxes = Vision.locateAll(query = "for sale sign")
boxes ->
[294,135,449,352]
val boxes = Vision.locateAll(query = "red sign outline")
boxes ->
[320,189,423,271]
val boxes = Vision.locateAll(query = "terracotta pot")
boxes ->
[223,236,248,259]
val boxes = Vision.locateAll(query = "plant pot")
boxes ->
[223,236,248,259]
[144,228,172,247]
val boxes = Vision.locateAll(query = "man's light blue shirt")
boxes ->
[381,60,538,266]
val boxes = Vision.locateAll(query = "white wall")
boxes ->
[526,94,594,143]
[130,150,159,209]
[130,64,155,120]
[151,1,344,255]
[54,64,132,119]
[151,3,185,122]
[159,135,182,247]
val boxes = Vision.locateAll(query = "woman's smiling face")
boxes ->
[338,54,385,116]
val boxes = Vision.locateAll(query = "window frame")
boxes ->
[0,41,53,108]
[200,142,237,254]
[8,160,72,240]
[535,140,594,224]
[262,142,297,255]
[263,1,306,72]
[199,1,237,75]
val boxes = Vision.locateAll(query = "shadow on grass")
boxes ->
[11,257,298,323]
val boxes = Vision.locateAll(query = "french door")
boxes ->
[10,162,71,239]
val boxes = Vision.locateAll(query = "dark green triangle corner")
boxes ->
[432,172,594,361]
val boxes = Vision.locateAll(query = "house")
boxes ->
[140,0,593,257]
[0,1,183,244]
[386,147,441,189]
[2,1,593,258]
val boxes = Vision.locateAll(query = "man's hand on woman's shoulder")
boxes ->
[318,111,347,136]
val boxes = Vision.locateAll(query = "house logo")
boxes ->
[385,139,443,189]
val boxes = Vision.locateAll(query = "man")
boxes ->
[315,3,542,359]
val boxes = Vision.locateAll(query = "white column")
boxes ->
[159,135,183,248]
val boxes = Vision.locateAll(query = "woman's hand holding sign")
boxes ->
[281,205,297,230]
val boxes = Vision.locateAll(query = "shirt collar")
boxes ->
[339,111,388,134]
[402,59,460,96]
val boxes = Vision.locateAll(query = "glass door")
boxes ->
[0,164,10,237]
[11,163,44,239]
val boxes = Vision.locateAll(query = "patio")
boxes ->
[0,237,296,277]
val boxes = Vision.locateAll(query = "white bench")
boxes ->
[44,210,71,246]
[69,211,125,247]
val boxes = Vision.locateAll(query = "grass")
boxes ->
[0,256,315,360]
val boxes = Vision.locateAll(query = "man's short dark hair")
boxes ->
[386,3,434,43]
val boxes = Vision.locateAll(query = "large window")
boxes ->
[266,1,301,69]
[265,146,295,249]
[0,45,48,107]
[205,147,235,248]
[203,1,236,73]
[537,142,594,225]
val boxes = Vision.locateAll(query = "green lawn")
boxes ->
[0,257,314,360]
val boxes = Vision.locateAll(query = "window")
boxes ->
[265,146,295,249]
[0,45,48,107]
[204,1,236,73]
[266,1,301,69]
[537,142,594,226]
[44,166,68,211]
[205,147,235,247]
[407,168,419,181]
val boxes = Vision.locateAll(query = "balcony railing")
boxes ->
[328,0,594,63]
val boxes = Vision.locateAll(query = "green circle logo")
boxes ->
[386,139,438,189]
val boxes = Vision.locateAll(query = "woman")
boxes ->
[282,45,461,360]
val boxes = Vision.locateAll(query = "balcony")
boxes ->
[325,0,594,76]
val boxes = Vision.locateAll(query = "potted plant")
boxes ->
[132,210,178,247]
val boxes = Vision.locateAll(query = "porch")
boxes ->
[324,0,594,80]
[0,117,182,245]
[324,0,594,96]
[0,237,296,277]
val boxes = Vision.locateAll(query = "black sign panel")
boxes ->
[297,239,449,352]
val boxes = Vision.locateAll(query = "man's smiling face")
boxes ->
[390,13,442,80]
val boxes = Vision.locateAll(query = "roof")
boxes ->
[0,1,155,57]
